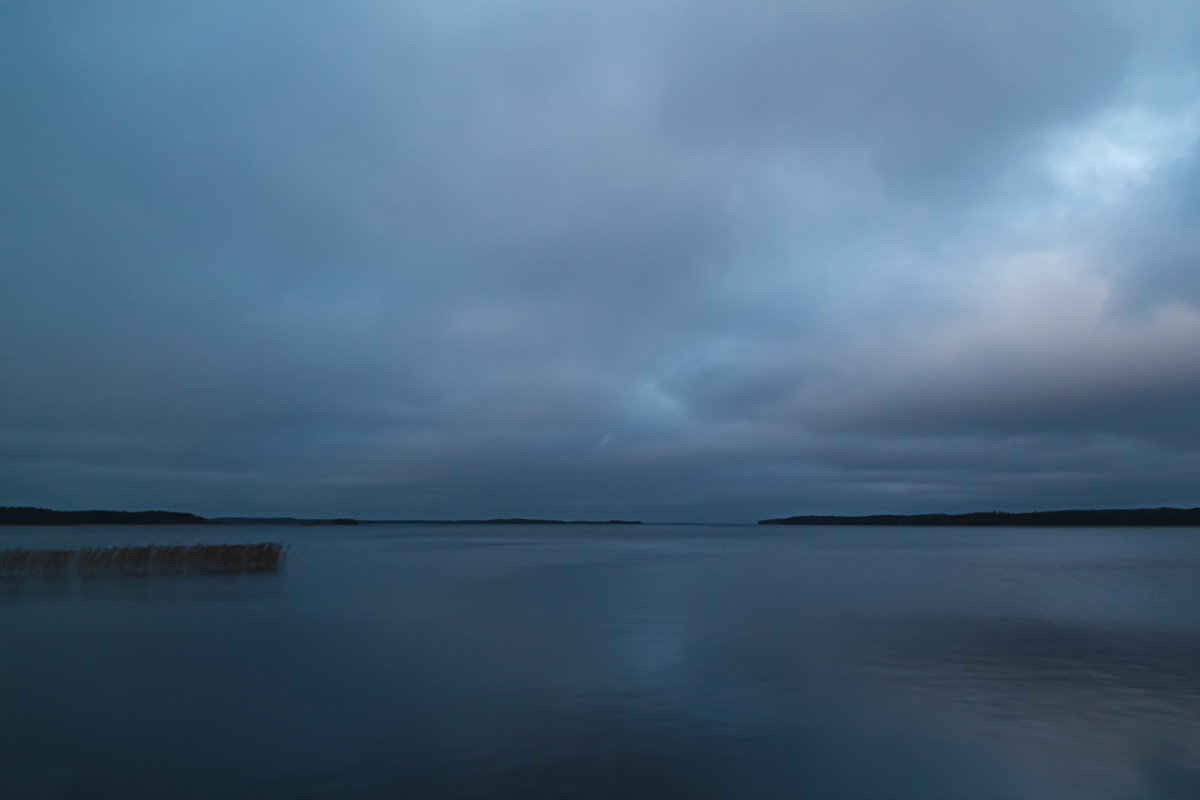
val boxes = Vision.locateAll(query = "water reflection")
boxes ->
[1,572,286,606]
[856,614,1200,799]
[1,525,1198,798]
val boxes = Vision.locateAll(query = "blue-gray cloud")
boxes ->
[3,0,1200,520]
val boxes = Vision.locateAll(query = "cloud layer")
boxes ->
[4,0,1200,520]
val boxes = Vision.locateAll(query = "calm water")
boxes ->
[3,524,1200,799]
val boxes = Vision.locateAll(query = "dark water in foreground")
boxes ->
[3,524,1200,799]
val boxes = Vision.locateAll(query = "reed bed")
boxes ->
[0,542,285,577]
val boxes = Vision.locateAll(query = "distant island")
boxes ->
[760,507,1200,526]
[371,518,642,525]
[0,507,641,526]
[212,517,361,526]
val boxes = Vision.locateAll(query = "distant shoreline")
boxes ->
[759,508,1200,526]
[0,507,641,527]
[9,505,1200,528]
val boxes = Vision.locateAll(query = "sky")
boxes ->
[3,0,1200,522]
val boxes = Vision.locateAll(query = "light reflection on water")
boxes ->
[2,524,1199,798]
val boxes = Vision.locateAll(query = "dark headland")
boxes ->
[0,507,368,526]
[760,507,1200,526]
[0,507,640,526]
[0,507,210,526]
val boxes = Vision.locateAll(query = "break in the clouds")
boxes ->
[3,0,1200,521]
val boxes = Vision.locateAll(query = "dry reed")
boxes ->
[0,542,285,577]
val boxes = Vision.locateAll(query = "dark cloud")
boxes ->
[3,1,1200,520]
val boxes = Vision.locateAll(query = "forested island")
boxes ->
[760,508,1200,526]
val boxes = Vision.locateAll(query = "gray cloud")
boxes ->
[659,0,1134,189]
[3,0,1200,520]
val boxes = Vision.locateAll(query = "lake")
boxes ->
[2,523,1199,799]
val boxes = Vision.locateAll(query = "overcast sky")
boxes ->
[4,1,1200,521]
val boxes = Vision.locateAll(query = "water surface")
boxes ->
[3,524,1199,798]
